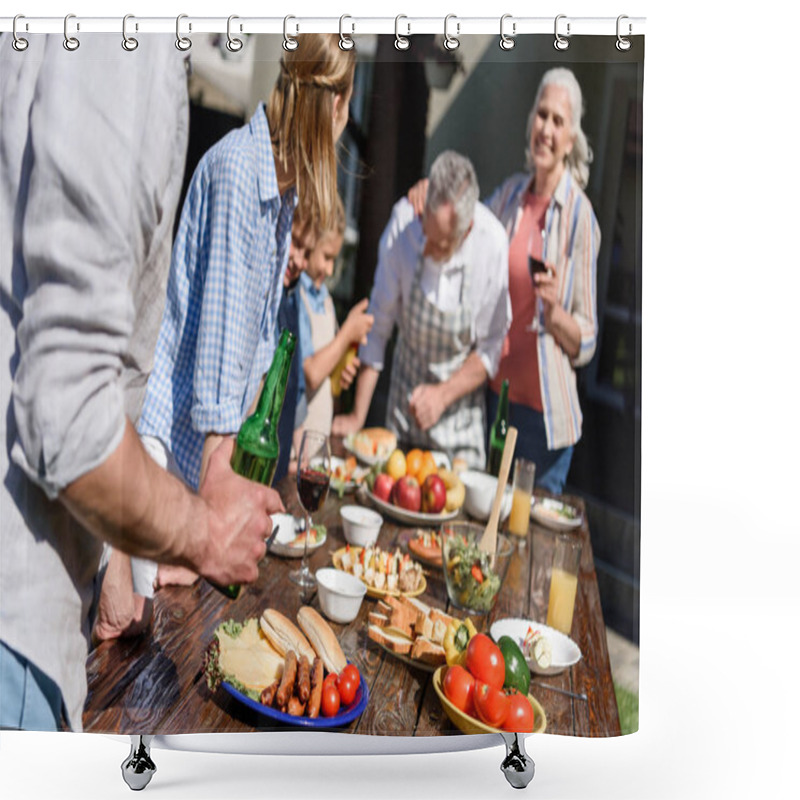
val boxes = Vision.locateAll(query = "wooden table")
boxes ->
[83,479,621,738]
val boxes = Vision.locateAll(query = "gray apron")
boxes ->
[386,255,486,468]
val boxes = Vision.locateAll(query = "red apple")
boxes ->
[392,476,422,512]
[421,474,447,514]
[373,473,395,503]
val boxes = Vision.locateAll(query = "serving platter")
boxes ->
[431,667,546,735]
[489,617,582,676]
[530,496,583,531]
[331,546,428,599]
[221,672,369,729]
[268,513,327,559]
[362,487,458,526]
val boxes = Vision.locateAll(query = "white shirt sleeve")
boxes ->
[359,199,419,370]
[471,205,512,379]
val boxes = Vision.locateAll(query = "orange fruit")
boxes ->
[405,448,424,479]
[416,452,439,486]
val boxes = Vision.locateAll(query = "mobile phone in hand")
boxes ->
[528,256,547,285]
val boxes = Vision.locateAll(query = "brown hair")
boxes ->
[267,34,356,234]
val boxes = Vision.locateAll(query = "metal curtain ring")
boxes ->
[176,14,192,51]
[283,15,298,51]
[443,14,459,51]
[226,15,243,52]
[616,15,632,51]
[122,14,138,51]
[394,15,410,51]
[12,14,29,52]
[63,14,80,51]
[339,15,355,51]
[499,14,515,51]
[554,14,570,51]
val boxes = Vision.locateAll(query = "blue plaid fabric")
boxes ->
[138,103,296,489]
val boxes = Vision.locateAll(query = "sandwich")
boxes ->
[297,605,348,675]
[259,609,317,665]
[351,427,397,461]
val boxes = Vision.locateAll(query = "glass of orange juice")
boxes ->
[507,458,535,541]
[546,534,583,634]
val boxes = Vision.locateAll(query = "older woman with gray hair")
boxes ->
[486,67,600,493]
[333,150,511,468]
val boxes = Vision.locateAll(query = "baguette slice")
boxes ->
[429,608,456,628]
[400,595,431,628]
[368,611,389,628]
[260,609,317,664]
[376,600,394,616]
[431,618,448,646]
[417,615,434,640]
[368,624,413,655]
[297,606,347,675]
[410,636,447,666]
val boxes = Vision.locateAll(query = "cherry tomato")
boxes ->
[323,672,339,688]
[321,683,341,717]
[465,634,505,690]
[473,681,510,729]
[502,690,534,733]
[341,663,360,689]
[442,665,475,716]
[336,673,358,706]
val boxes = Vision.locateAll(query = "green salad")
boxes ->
[444,537,501,612]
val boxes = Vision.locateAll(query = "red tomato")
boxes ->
[336,673,358,706]
[442,665,475,716]
[465,634,505,690]
[323,672,339,688]
[502,691,534,733]
[341,664,360,689]
[321,683,341,717]
[473,681,510,728]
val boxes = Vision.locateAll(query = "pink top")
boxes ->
[490,190,550,411]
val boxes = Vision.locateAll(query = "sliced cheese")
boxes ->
[217,619,284,691]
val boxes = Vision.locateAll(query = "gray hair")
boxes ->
[425,150,480,238]
[525,67,593,189]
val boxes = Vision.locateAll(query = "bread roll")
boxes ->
[297,606,348,675]
[353,427,397,460]
[259,609,317,664]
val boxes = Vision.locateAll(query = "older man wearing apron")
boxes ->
[333,151,511,469]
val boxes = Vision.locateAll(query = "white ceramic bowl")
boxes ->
[459,470,513,522]
[315,568,368,624]
[340,505,383,547]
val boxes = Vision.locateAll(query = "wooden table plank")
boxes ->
[83,475,620,738]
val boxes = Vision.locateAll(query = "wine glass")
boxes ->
[289,429,331,590]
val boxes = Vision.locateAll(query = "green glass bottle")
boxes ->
[487,379,509,477]
[214,328,296,599]
[231,328,297,485]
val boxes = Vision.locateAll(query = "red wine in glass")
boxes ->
[297,468,330,513]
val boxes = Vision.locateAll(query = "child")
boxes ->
[293,197,373,451]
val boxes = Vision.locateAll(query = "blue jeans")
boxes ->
[487,388,574,494]
[0,640,64,730]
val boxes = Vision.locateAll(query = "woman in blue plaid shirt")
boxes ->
[95,35,356,616]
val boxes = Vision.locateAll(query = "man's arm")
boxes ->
[408,352,488,431]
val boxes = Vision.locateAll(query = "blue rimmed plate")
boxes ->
[221,670,369,729]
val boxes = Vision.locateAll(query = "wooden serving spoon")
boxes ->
[479,426,518,561]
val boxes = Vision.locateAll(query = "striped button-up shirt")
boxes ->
[486,170,600,450]
[138,104,296,488]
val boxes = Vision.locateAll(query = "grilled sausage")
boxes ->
[260,680,280,707]
[296,655,311,703]
[276,650,298,709]
[307,656,324,719]
[287,696,307,717]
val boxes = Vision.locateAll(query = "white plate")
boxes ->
[489,617,582,676]
[361,487,459,526]
[267,513,327,558]
[329,456,370,493]
[530,496,583,531]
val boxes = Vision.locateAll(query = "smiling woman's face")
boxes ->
[530,84,575,178]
